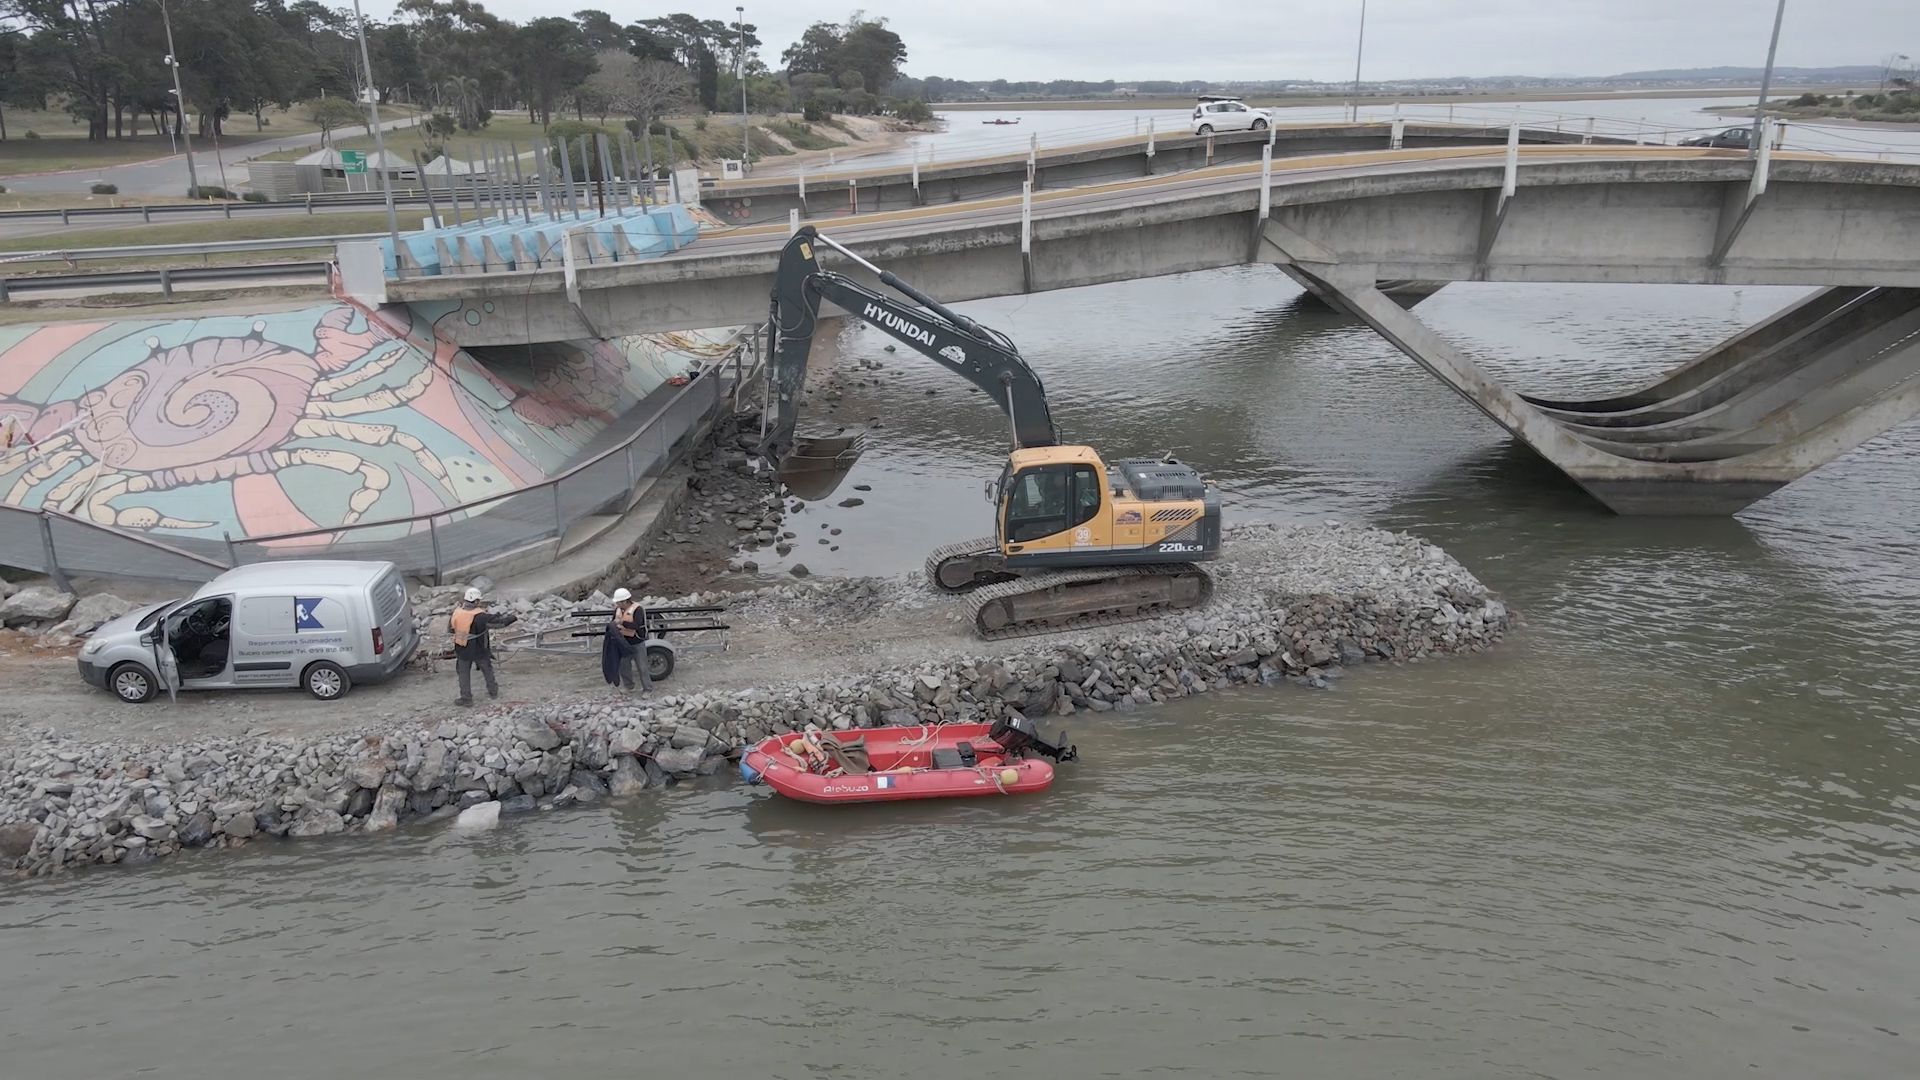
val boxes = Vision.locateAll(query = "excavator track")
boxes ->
[924,536,1016,593]
[963,564,1215,641]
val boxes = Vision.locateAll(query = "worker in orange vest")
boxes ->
[449,586,518,706]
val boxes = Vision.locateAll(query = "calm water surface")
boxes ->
[3,272,1917,1078]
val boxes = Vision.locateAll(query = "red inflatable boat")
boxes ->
[740,716,1075,805]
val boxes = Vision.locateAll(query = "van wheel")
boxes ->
[645,645,675,683]
[303,660,351,700]
[1252,118,1268,130]
[108,662,157,704]
[1196,123,1213,136]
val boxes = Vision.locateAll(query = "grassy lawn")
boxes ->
[0,210,399,263]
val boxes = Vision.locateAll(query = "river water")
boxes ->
[5,236,1919,1075]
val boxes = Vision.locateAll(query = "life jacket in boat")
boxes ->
[449,606,478,647]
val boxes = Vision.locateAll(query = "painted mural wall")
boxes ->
[0,301,737,542]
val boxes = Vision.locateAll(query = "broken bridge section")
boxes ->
[1268,246,1920,516]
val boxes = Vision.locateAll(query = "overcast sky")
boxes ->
[369,1,1920,83]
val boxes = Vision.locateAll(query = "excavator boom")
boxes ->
[762,226,1057,466]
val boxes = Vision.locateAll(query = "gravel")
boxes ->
[0,520,1509,880]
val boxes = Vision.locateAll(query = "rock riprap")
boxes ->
[1,523,1509,879]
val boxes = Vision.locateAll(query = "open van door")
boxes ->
[144,624,180,703]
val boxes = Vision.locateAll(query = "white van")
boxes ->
[77,560,418,704]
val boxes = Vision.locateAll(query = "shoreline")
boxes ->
[1,520,1511,880]
[1702,104,1920,130]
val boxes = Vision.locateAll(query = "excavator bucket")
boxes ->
[776,425,870,501]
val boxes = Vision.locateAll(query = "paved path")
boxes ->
[3,115,424,196]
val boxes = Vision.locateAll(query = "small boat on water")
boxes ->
[740,716,1075,804]
[983,118,1020,125]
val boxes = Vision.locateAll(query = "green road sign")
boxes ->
[340,150,366,174]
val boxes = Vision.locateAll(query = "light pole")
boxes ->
[349,0,402,271]
[1749,0,1787,158]
[1350,0,1368,122]
[737,6,749,167]
[158,0,200,196]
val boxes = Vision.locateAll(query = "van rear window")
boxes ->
[373,572,406,623]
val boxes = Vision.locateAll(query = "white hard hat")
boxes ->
[463,587,483,602]
[611,588,632,603]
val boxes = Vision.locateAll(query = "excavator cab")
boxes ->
[994,446,1220,568]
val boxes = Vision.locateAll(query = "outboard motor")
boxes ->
[988,714,1078,762]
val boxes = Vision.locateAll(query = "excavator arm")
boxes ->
[761,225,1058,465]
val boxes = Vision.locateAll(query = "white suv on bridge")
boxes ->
[1191,97,1270,135]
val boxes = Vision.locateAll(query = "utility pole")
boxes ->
[1350,0,1368,123]
[1750,0,1787,159]
[158,0,200,196]
[738,6,749,167]
[350,0,403,272]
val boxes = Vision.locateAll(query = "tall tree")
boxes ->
[1,0,119,141]
[572,8,622,50]
[514,15,593,127]
[583,47,688,143]
[778,14,906,117]
[693,40,716,112]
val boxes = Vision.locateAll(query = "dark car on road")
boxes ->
[1680,127,1752,149]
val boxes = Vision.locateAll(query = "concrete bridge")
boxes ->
[351,143,1920,516]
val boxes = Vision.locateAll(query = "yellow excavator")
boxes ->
[760,226,1221,639]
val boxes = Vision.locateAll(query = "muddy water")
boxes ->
[3,272,1917,1078]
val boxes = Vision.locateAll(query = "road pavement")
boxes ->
[2,114,424,196]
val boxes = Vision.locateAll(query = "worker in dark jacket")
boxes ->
[450,587,518,705]
[599,588,652,694]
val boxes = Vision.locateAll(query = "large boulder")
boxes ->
[608,754,650,796]
[362,785,407,832]
[509,715,562,751]
[0,586,75,628]
[650,746,703,777]
[286,809,346,838]
[64,593,136,635]
[0,575,16,602]
[0,821,37,859]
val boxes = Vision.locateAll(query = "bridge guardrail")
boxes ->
[0,262,327,301]
[0,340,756,589]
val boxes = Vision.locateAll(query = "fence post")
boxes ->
[1259,144,1272,222]
[222,530,237,567]
[159,267,173,299]
[61,208,69,226]
[38,512,74,595]
[551,483,564,537]
[428,516,445,586]
[1020,180,1033,294]
[788,208,800,235]
[0,278,8,304]
[143,205,152,223]
[1504,115,1520,202]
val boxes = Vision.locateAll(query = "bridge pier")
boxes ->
[1282,257,1920,515]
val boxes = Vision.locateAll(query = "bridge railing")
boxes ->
[1,341,756,591]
